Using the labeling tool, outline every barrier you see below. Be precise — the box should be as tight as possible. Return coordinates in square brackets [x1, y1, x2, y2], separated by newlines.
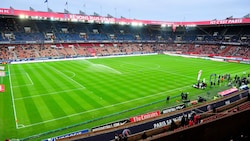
[43, 129, 89, 141]
[20, 96, 166, 140]
[218, 87, 238, 96]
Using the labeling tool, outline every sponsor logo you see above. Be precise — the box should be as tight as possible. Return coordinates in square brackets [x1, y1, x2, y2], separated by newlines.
[130, 110, 161, 123]
[210, 19, 243, 25]
[44, 129, 89, 141]
[161, 104, 185, 114]
[91, 119, 129, 132]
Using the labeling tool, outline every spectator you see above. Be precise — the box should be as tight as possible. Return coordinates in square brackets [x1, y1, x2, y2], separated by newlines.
[170, 119, 177, 130]
[141, 131, 148, 140]
[122, 129, 131, 137]
[114, 133, 119, 141]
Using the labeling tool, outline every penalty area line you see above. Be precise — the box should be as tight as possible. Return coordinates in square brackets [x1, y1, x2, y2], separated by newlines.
[8, 65, 19, 129]
[14, 87, 86, 101]
[11, 72, 34, 88]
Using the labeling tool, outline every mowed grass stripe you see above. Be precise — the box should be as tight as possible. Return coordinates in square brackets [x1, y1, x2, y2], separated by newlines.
[57, 91, 88, 113]
[32, 63, 81, 92]
[49, 62, 117, 109]
[45, 64, 85, 89]
[41, 63, 84, 90]
[19, 65, 70, 124]
[34, 66, 80, 116]
[15, 82, 50, 125]
[11, 65, 43, 126]
[30, 96, 55, 122]
[84, 57, 193, 103]
[15, 56, 248, 126]
[101, 56, 194, 79]
[25, 63, 70, 94]
[64, 62, 127, 104]
[47, 63, 127, 112]
[39, 64, 78, 90]
[103, 58, 195, 87]
[88, 71, 144, 104]
[88, 70, 150, 103]
[15, 85, 44, 125]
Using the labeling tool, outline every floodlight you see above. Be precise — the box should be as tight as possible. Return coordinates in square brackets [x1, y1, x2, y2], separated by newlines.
[161, 24, 166, 27]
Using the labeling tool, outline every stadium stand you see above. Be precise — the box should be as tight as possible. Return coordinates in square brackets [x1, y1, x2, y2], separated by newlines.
[0, 16, 250, 61]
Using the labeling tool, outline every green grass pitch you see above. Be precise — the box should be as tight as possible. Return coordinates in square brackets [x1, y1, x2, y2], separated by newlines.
[0, 54, 249, 140]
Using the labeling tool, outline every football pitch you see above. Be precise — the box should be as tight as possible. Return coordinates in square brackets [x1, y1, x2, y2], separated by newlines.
[0, 54, 249, 140]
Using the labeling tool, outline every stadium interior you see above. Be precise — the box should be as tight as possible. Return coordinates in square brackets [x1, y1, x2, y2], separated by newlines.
[0, 16, 250, 61]
[0, 8, 250, 141]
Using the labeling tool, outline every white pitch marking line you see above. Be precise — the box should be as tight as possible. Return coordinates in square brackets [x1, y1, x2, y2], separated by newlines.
[26, 72, 34, 85]
[14, 88, 86, 101]
[8, 65, 19, 129]
[11, 72, 33, 88]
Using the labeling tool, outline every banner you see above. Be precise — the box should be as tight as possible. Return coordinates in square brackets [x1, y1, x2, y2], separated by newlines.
[130, 110, 161, 123]
[0, 85, 4, 92]
[161, 104, 185, 114]
[0, 66, 4, 70]
[218, 88, 238, 96]
[43, 129, 89, 141]
[91, 119, 130, 132]
[0, 71, 5, 77]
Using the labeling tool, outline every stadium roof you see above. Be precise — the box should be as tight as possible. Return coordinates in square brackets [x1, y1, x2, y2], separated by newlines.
[1, 0, 250, 21]
[1, 8, 250, 27]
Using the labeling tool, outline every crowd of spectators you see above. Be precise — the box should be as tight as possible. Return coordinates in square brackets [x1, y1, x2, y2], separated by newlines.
[0, 43, 249, 61]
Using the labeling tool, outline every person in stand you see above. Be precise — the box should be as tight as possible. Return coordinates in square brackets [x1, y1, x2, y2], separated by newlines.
[194, 114, 198, 124]
[197, 114, 201, 124]
[189, 119, 194, 126]
[122, 129, 131, 140]
[181, 115, 186, 127]
[141, 131, 148, 140]
[170, 119, 177, 131]
[114, 133, 119, 141]
[185, 115, 189, 126]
